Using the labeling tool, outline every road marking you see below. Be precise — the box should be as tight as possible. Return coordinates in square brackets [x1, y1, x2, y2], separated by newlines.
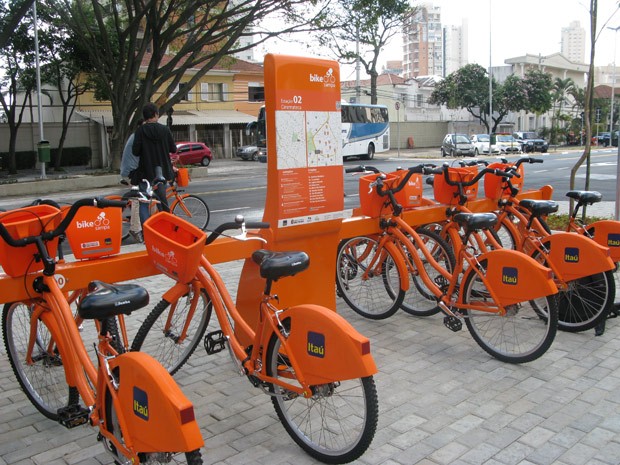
[575, 174, 618, 180]
[211, 206, 252, 213]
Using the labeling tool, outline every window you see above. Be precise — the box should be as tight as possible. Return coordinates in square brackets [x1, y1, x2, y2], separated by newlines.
[248, 83, 264, 102]
[177, 82, 192, 101]
[201, 82, 227, 101]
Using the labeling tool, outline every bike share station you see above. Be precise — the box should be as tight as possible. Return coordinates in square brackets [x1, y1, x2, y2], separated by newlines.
[0, 53, 553, 313]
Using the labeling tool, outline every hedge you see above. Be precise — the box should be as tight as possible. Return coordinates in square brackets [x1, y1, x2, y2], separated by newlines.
[0, 147, 92, 170]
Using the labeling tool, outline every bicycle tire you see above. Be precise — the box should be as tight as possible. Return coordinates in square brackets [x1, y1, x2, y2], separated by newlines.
[172, 194, 210, 231]
[336, 236, 405, 319]
[586, 224, 620, 310]
[531, 246, 615, 332]
[494, 215, 519, 250]
[399, 227, 455, 317]
[3, 301, 77, 420]
[104, 368, 203, 465]
[461, 259, 559, 364]
[266, 319, 378, 464]
[131, 286, 211, 375]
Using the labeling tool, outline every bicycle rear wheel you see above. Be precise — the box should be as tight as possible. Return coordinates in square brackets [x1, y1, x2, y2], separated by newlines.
[530, 247, 615, 332]
[103, 368, 203, 464]
[3, 302, 77, 420]
[336, 236, 405, 319]
[461, 260, 559, 364]
[131, 285, 211, 375]
[266, 320, 378, 464]
[172, 195, 210, 230]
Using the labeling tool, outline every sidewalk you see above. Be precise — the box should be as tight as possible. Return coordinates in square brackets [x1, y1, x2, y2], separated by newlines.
[1, 248, 619, 464]
[1, 155, 620, 464]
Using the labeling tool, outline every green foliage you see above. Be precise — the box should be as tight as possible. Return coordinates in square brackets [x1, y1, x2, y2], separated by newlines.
[430, 64, 554, 132]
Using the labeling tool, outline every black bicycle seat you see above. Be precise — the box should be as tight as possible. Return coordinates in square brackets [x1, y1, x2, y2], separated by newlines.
[78, 281, 149, 320]
[453, 212, 497, 231]
[565, 190, 602, 205]
[252, 250, 310, 281]
[518, 199, 559, 216]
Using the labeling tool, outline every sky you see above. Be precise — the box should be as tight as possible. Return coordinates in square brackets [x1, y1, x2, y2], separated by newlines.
[259, 0, 620, 81]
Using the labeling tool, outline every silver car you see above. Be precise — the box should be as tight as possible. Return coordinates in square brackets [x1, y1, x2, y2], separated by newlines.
[441, 134, 475, 157]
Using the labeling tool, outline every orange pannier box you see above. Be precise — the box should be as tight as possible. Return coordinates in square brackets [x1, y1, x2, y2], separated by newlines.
[64, 206, 123, 260]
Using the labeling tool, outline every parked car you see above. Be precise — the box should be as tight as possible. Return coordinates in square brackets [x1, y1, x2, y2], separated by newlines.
[597, 132, 611, 146]
[469, 134, 499, 155]
[494, 134, 521, 154]
[236, 145, 260, 161]
[441, 134, 475, 157]
[512, 131, 549, 153]
[172, 142, 212, 166]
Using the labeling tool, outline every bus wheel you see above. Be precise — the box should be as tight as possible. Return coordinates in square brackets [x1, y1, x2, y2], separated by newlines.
[364, 143, 375, 160]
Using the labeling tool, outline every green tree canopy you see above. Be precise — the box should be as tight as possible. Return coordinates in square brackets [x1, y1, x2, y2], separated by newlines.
[317, 0, 414, 104]
[429, 64, 553, 133]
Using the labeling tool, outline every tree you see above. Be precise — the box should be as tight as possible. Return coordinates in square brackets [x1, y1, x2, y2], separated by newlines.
[38, 6, 94, 171]
[0, 0, 34, 50]
[550, 77, 575, 144]
[429, 64, 553, 133]
[51, 0, 336, 170]
[0, 5, 36, 174]
[316, 0, 413, 104]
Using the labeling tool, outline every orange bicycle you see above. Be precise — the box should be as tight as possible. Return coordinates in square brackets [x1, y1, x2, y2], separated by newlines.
[0, 198, 204, 464]
[338, 164, 560, 364]
[483, 158, 616, 332]
[131, 212, 379, 463]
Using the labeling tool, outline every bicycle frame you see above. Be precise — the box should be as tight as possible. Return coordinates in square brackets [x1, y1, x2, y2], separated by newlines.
[161, 254, 377, 394]
[386, 215, 556, 312]
[26, 274, 203, 459]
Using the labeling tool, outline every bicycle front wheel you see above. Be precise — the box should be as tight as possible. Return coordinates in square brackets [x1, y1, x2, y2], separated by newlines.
[266, 321, 378, 464]
[461, 260, 559, 364]
[400, 227, 455, 317]
[131, 285, 211, 375]
[336, 236, 405, 319]
[3, 302, 77, 420]
[172, 195, 210, 230]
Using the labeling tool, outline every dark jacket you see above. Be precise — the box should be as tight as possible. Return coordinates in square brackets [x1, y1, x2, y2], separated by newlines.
[132, 122, 177, 181]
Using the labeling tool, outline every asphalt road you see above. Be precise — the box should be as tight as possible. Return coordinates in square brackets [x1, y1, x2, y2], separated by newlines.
[1, 147, 618, 231]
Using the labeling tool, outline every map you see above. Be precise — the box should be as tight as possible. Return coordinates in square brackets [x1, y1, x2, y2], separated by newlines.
[275, 110, 341, 169]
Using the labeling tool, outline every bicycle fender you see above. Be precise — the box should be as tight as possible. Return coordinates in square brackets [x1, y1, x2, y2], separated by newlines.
[463, 249, 557, 307]
[586, 220, 620, 262]
[383, 240, 410, 291]
[108, 352, 204, 452]
[542, 232, 615, 281]
[280, 304, 377, 385]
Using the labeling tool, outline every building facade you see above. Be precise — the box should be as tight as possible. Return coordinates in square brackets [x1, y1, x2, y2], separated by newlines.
[561, 20, 586, 64]
[402, 3, 443, 78]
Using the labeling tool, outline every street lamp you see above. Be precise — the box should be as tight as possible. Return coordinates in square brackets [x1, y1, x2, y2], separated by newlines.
[610, 25, 620, 220]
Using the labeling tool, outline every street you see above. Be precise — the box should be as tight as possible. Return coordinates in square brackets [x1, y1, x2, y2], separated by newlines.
[0, 147, 618, 230]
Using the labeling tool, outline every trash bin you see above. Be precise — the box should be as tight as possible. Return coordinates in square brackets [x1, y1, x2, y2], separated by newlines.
[37, 140, 50, 163]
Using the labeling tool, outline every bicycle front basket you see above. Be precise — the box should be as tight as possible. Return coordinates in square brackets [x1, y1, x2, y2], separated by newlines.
[0, 205, 61, 277]
[64, 206, 122, 260]
[484, 162, 524, 201]
[391, 170, 424, 209]
[433, 166, 478, 205]
[176, 167, 190, 187]
[358, 172, 398, 217]
[143, 212, 206, 283]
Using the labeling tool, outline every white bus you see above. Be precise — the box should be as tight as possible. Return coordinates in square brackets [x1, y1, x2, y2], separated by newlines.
[341, 102, 390, 160]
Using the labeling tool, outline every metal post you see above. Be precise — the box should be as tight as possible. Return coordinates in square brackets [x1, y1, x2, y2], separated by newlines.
[33, 0, 46, 179]
[610, 26, 620, 220]
[488, 0, 493, 154]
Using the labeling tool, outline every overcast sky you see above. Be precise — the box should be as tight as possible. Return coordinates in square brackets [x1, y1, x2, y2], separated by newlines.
[260, 0, 620, 80]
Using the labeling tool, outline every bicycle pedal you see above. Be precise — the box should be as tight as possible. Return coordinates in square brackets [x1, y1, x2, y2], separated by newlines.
[443, 315, 462, 332]
[204, 330, 226, 355]
[57, 404, 90, 428]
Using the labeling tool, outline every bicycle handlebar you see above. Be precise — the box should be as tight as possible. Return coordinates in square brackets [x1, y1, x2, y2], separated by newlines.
[0, 197, 127, 249]
[435, 165, 515, 188]
[206, 216, 270, 245]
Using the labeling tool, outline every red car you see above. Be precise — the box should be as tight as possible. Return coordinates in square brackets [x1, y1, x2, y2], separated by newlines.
[171, 142, 213, 166]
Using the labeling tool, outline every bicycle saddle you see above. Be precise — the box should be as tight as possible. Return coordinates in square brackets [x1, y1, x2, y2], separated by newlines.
[453, 212, 497, 231]
[251, 250, 310, 281]
[565, 190, 602, 205]
[518, 199, 559, 216]
[78, 281, 149, 320]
